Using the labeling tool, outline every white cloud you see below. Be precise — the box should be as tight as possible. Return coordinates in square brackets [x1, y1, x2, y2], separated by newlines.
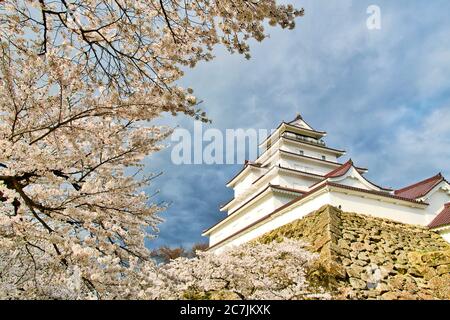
[391, 106, 450, 170]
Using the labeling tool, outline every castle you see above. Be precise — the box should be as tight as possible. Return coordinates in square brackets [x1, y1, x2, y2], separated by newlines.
[203, 115, 450, 252]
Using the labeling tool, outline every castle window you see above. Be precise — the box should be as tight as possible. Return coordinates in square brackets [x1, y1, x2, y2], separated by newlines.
[299, 150, 304, 155]
[322, 155, 326, 161]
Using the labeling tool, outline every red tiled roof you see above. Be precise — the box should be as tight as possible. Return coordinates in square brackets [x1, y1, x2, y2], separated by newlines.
[326, 160, 393, 191]
[325, 159, 353, 178]
[428, 203, 450, 229]
[325, 182, 422, 204]
[394, 173, 444, 199]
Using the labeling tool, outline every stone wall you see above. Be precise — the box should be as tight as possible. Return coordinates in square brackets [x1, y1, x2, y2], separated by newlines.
[258, 205, 450, 300]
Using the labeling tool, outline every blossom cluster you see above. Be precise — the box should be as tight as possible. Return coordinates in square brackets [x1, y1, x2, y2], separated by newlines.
[0, 0, 303, 298]
[0, 238, 329, 300]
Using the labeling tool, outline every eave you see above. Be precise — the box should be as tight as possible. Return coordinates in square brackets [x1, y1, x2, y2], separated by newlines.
[281, 136, 346, 157]
[222, 165, 320, 211]
[259, 123, 327, 148]
[203, 185, 304, 236]
[225, 163, 265, 188]
[256, 149, 366, 179]
[278, 149, 367, 173]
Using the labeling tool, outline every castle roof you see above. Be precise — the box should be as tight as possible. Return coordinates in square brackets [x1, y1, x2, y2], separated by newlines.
[288, 113, 315, 130]
[428, 203, 450, 229]
[325, 159, 354, 178]
[394, 173, 445, 199]
[314, 159, 392, 191]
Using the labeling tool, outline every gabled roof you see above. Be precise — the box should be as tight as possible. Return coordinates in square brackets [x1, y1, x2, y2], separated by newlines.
[320, 159, 392, 191]
[394, 173, 445, 199]
[288, 114, 315, 131]
[282, 122, 327, 136]
[325, 159, 354, 178]
[428, 203, 450, 229]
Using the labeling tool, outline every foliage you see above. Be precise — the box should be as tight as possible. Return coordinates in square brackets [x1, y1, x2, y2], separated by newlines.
[1, 0, 303, 119]
[0, 237, 329, 300]
[0, 0, 303, 298]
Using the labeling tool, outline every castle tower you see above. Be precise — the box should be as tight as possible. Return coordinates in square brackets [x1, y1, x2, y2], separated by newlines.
[203, 114, 450, 252]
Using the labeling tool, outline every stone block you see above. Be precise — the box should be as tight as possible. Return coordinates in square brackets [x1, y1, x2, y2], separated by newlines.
[349, 278, 367, 290]
[381, 292, 398, 300]
[436, 264, 450, 275]
[346, 265, 365, 279]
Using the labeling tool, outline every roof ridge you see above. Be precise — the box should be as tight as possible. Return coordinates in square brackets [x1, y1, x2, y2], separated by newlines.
[282, 122, 327, 134]
[291, 113, 303, 121]
[325, 159, 353, 178]
[394, 173, 443, 195]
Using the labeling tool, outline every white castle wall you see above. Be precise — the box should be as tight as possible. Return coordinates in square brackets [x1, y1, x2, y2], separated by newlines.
[213, 191, 331, 253]
[423, 188, 450, 225]
[279, 157, 332, 176]
[441, 229, 450, 243]
[277, 174, 318, 191]
[209, 192, 296, 247]
[328, 191, 427, 226]
[281, 139, 339, 162]
[233, 170, 262, 197]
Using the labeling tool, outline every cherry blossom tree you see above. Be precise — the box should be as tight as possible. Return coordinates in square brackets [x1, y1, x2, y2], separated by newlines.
[1, 0, 303, 108]
[0, 238, 329, 299]
[153, 239, 330, 300]
[0, 50, 170, 298]
[0, 0, 304, 298]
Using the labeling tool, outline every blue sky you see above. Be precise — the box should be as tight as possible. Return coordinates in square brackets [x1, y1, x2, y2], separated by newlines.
[144, 0, 450, 249]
